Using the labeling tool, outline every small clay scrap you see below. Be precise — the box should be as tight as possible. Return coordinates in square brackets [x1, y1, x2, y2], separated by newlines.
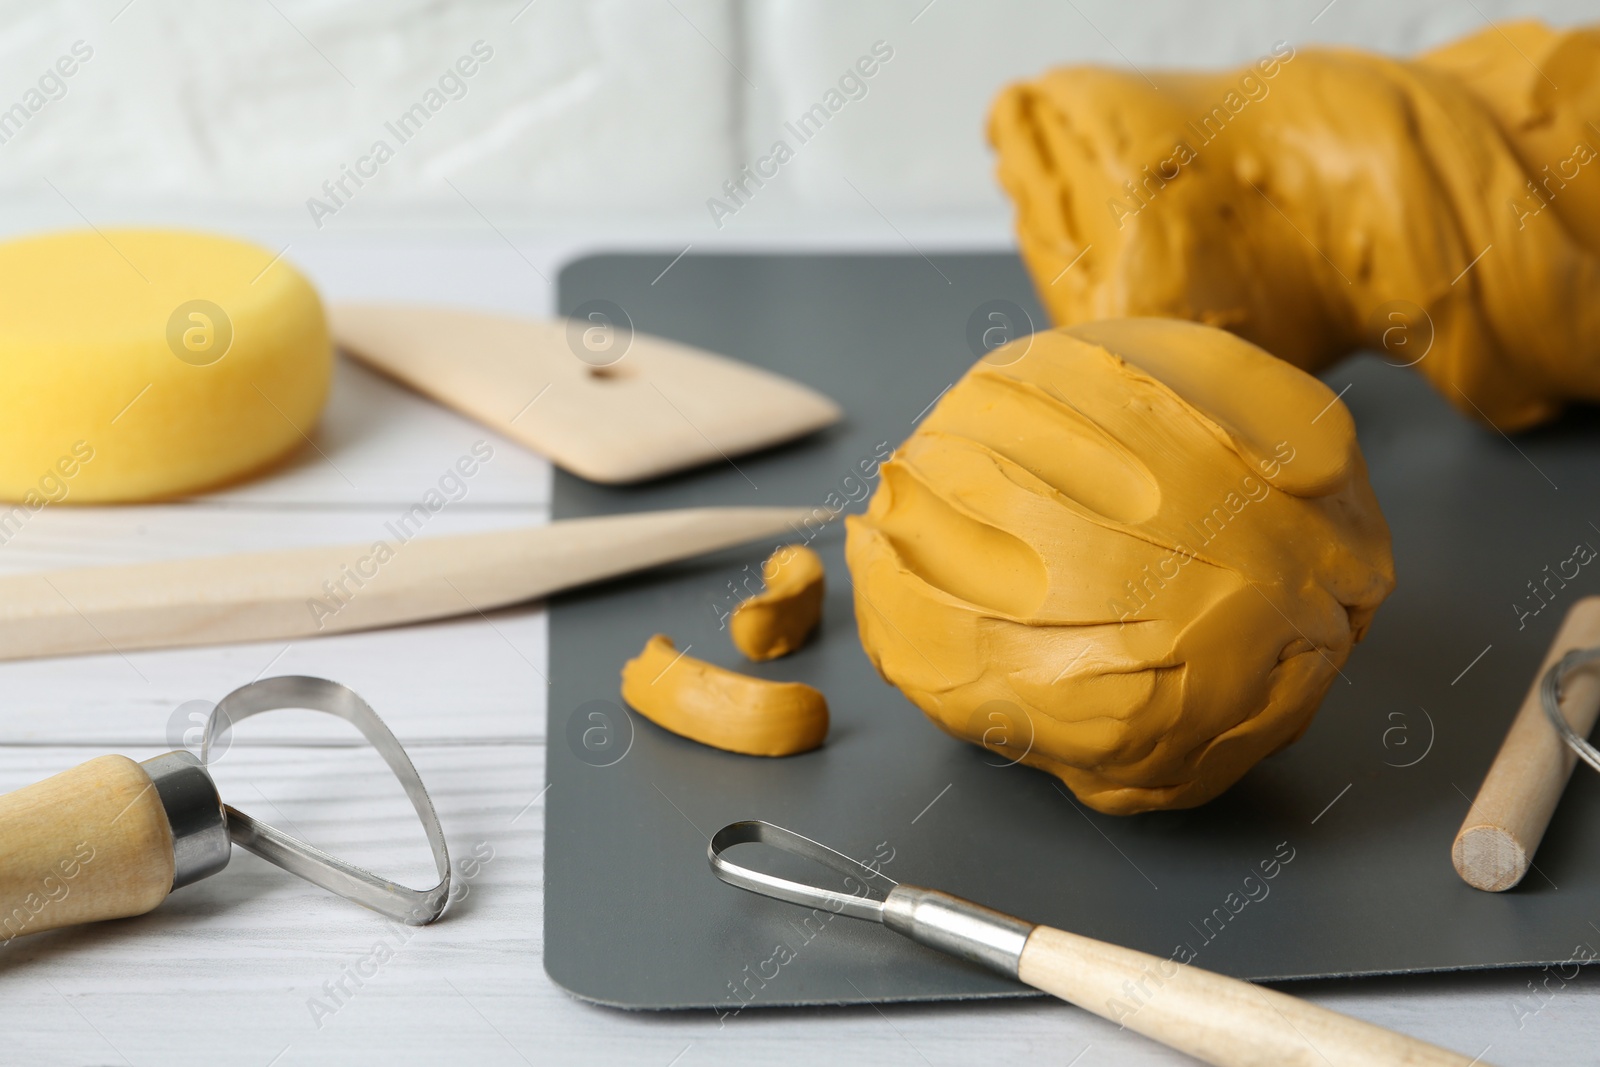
[620, 634, 828, 757]
[730, 545, 825, 661]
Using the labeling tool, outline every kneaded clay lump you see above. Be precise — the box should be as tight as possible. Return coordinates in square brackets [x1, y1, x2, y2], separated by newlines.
[989, 21, 1600, 432]
[845, 319, 1395, 814]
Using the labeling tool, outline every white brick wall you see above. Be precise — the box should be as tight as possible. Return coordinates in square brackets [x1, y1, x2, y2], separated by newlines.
[0, 0, 1591, 234]
[0, 0, 739, 227]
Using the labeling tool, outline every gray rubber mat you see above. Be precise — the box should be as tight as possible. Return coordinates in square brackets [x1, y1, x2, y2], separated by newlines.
[544, 252, 1600, 1011]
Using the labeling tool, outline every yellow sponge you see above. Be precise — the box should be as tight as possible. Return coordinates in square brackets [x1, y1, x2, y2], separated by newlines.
[0, 229, 332, 504]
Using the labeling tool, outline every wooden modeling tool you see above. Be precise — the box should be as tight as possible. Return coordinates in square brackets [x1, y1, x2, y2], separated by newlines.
[712, 821, 1485, 1067]
[0, 506, 825, 661]
[330, 303, 843, 484]
[1454, 596, 1600, 891]
[0, 676, 449, 942]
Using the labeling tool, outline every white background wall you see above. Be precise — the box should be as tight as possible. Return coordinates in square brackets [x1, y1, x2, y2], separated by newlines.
[0, 0, 1592, 242]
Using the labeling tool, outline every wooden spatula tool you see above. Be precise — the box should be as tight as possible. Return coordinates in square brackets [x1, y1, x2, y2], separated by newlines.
[0, 675, 452, 943]
[330, 303, 843, 484]
[0, 505, 823, 661]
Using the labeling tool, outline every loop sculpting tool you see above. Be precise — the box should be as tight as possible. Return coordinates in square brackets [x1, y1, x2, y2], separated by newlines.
[0, 676, 450, 944]
[710, 820, 1484, 1067]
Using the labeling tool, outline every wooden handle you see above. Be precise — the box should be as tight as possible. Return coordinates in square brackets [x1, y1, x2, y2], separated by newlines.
[0, 506, 823, 662]
[1019, 925, 1483, 1066]
[1453, 596, 1600, 891]
[0, 756, 174, 942]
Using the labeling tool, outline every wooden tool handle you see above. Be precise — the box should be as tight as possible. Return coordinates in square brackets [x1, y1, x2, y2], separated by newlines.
[1453, 596, 1600, 891]
[1019, 925, 1483, 1066]
[0, 756, 174, 942]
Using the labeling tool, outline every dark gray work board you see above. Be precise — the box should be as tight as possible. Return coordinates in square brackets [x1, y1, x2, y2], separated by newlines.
[544, 252, 1600, 1011]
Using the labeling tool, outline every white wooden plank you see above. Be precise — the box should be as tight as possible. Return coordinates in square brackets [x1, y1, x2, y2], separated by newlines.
[0, 500, 548, 574]
[195, 356, 555, 508]
[0, 609, 548, 747]
[0, 743, 544, 1067]
[0, 743, 1577, 1067]
[292, 238, 563, 318]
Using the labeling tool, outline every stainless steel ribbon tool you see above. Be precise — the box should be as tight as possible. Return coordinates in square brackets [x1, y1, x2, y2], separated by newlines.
[0, 676, 450, 944]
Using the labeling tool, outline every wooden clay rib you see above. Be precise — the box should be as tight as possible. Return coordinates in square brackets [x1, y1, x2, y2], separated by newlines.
[330, 303, 843, 484]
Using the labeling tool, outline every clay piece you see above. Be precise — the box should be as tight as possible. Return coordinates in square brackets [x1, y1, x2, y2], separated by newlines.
[989, 21, 1600, 431]
[846, 319, 1394, 814]
[730, 545, 826, 661]
[621, 635, 829, 757]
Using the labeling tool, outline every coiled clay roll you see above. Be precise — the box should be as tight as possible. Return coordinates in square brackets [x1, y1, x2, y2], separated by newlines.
[989, 21, 1600, 432]
[845, 319, 1394, 814]
[0, 229, 331, 503]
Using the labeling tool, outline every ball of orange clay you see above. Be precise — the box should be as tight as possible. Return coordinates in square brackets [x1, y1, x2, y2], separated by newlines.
[845, 319, 1395, 814]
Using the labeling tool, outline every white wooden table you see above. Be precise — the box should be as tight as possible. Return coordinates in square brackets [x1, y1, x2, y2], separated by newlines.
[1, 234, 1589, 1066]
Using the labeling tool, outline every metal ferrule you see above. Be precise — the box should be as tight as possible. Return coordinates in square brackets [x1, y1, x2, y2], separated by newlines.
[882, 886, 1035, 978]
[140, 751, 231, 890]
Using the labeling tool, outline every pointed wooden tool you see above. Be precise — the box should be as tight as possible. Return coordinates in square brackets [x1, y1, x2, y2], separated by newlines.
[0, 506, 827, 661]
[329, 303, 843, 484]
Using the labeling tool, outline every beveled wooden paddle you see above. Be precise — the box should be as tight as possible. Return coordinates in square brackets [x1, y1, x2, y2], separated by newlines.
[330, 303, 843, 484]
[0, 506, 825, 661]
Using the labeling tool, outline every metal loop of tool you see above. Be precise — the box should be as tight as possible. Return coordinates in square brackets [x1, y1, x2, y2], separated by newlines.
[708, 820, 896, 922]
[204, 676, 452, 925]
[1541, 646, 1600, 776]
[708, 820, 1036, 978]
